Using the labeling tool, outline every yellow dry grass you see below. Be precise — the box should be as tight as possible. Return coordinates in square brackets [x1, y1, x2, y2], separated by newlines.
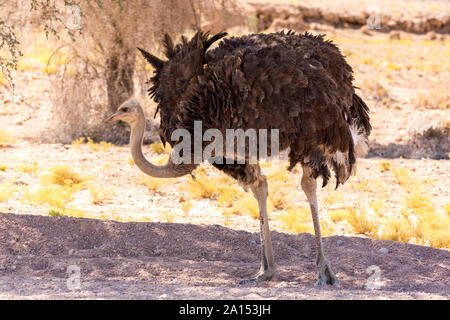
[379, 161, 392, 172]
[23, 185, 75, 209]
[414, 89, 450, 110]
[16, 43, 70, 75]
[268, 186, 291, 210]
[369, 199, 387, 217]
[265, 161, 294, 211]
[150, 142, 171, 154]
[445, 203, 450, 217]
[324, 191, 345, 206]
[175, 159, 450, 248]
[153, 155, 170, 165]
[162, 210, 175, 223]
[341, 165, 450, 248]
[47, 206, 86, 218]
[346, 206, 380, 236]
[17, 161, 39, 174]
[350, 179, 387, 194]
[139, 174, 166, 191]
[40, 164, 90, 189]
[181, 200, 193, 215]
[378, 217, 423, 244]
[88, 184, 116, 205]
[0, 130, 17, 147]
[0, 183, 18, 202]
[0, 72, 7, 87]
[19, 164, 93, 217]
[329, 208, 352, 223]
[223, 193, 260, 219]
[180, 166, 239, 201]
[279, 206, 313, 234]
[72, 137, 113, 151]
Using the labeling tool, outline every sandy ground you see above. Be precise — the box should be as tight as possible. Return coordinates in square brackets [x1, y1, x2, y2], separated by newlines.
[1, 0, 449, 300]
[0, 212, 449, 299]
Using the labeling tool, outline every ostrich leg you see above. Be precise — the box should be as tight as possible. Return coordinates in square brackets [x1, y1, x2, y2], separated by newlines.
[301, 165, 338, 286]
[240, 166, 275, 284]
[212, 161, 275, 283]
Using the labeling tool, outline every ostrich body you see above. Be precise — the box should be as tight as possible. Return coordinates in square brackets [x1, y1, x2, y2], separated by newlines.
[106, 31, 371, 285]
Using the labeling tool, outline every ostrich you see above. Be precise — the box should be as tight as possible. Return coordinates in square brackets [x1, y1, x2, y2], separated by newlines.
[106, 31, 371, 285]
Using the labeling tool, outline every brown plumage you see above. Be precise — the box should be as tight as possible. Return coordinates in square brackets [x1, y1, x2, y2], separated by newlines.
[132, 30, 372, 285]
[139, 31, 370, 188]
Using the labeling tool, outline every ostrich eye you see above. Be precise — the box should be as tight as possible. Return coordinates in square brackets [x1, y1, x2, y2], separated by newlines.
[121, 107, 129, 113]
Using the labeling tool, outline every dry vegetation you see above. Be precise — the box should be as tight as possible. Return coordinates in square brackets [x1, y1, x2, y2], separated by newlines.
[0, 129, 16, 146]
[1, 139, 448, 249]
[0, 1, 449, 258]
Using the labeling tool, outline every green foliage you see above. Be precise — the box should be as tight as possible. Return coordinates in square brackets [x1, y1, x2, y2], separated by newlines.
[0, 20, 22, 89]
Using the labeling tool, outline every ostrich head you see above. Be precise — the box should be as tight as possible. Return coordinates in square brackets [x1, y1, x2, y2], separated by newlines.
[105, 99, 196, 178]
[105, 99, 143, 125]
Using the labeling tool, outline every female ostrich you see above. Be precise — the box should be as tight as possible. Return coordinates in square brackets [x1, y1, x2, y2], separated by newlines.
[106, 31, 371, 286]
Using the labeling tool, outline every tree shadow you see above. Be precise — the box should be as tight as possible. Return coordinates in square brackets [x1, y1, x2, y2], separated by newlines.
[0, 212, 449, 296]
[367, 135, 449, 160]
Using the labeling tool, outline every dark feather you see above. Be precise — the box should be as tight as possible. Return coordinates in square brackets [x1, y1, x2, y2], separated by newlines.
[137, 47, 164, 70]
[162, 34, 175, 58]
[203, 31, 228, 53]
[141, 31, 371, 188]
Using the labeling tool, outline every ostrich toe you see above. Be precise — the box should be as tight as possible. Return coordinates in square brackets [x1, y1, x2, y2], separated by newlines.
[239, 268, 275, 285]
[315, 257, 339, 286]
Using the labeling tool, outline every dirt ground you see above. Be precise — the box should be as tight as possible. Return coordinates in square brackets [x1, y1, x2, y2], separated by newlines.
[0, 212, 449, 299]
[1, 0, 449, 300]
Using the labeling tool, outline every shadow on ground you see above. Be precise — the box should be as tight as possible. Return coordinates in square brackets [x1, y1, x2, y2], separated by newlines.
[0, 212, 448, 299]
[368, 134, 449, 160]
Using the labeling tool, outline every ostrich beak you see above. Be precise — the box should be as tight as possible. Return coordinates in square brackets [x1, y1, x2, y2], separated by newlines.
[105, 113, 125, 124]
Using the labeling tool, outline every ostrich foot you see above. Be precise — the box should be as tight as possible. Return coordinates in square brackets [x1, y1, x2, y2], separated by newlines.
[239, 268, 275, 285]
[315, 257, 339, 286]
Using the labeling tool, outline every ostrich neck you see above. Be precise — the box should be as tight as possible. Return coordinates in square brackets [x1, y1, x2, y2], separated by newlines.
[129, 115, 195, 178]
[129, 115, 147, 169]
